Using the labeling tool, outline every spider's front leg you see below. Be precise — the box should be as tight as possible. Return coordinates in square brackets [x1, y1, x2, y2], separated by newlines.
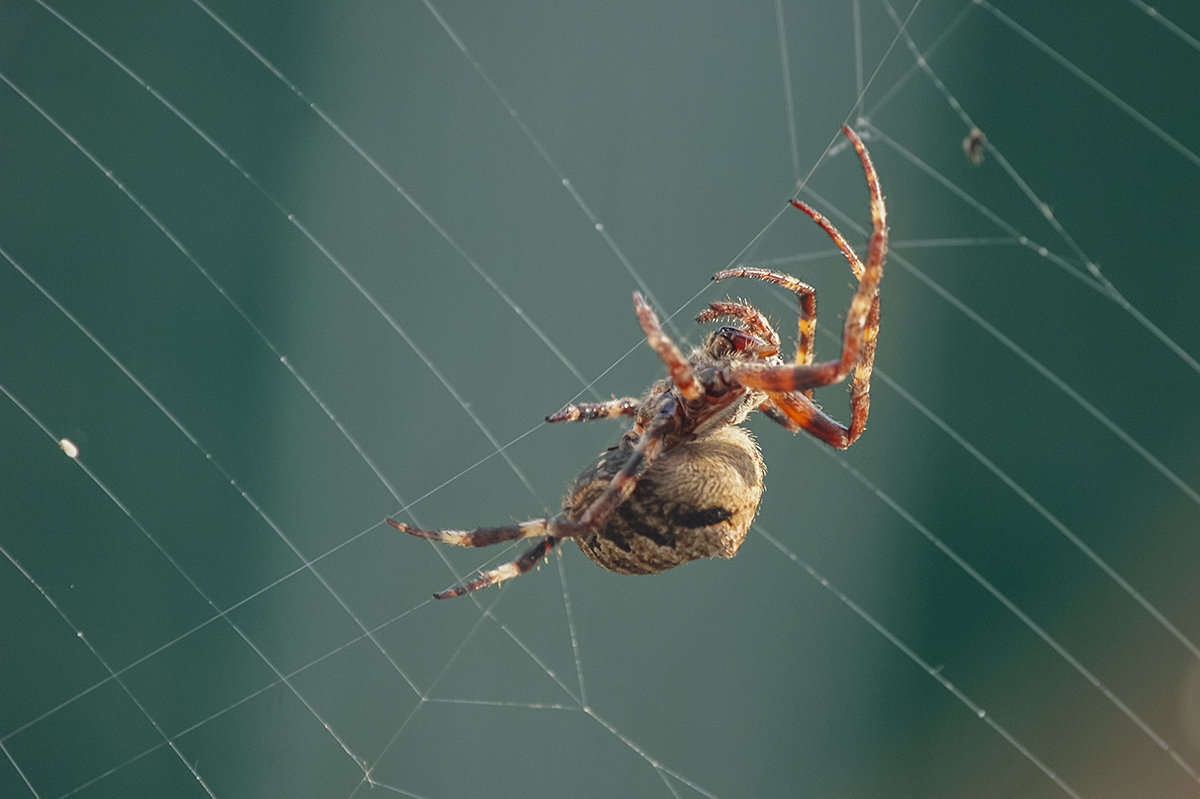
[731, 125, 887, 449]
[633, 292, 703, 400]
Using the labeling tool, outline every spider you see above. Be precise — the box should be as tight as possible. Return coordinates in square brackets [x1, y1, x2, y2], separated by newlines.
[390, 125, 886, 599]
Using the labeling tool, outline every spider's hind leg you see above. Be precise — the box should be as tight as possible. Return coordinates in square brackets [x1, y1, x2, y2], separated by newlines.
[388, 515, 578, 548]
[546, 397, 639, 423]
[389, 516, 581, 599]
[393, 398, 677, 598]
[434, 538, 561, 600]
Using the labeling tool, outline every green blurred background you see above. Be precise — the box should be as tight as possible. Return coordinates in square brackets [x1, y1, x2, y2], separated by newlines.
[3, 1, 1199, 796]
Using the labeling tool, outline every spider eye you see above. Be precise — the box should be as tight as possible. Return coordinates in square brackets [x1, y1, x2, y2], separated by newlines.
[712, 326, 777, 358]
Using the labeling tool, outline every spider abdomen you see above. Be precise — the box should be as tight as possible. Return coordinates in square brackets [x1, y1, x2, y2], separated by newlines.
[566, 426, 765, 575]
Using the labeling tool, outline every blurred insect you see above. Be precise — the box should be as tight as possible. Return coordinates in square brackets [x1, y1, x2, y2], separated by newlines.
[963, 126, 987, 165]
[391, 126, 887, 598]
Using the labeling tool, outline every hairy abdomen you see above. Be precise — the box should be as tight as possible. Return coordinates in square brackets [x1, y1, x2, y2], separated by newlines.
[565, 426, 765, 574]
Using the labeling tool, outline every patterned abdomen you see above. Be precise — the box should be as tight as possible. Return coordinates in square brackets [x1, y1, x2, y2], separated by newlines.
[566, 426, 765, 574]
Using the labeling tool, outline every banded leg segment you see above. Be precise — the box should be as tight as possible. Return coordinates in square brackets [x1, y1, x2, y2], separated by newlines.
[843, 293, 880, 445]
[836, 124, 887, 382]
[733, 125, 886, 449]
[435, 538, 560, 600]
[390, 514, 585, 599]
[789, 200, 865, 281]
[757, 396, 802, 432]
[391, 398, 680, 597]
[389, 516, 584, 548]
[633, 292, 702, 400]
[546, 397, 639, 423]
[762, 388, 865, 449]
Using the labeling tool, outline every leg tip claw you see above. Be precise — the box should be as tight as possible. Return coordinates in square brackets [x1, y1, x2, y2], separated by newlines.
[388, 518, 437, 541]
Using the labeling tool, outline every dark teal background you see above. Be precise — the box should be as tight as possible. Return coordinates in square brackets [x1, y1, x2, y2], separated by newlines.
[3, 1, 1199, 797]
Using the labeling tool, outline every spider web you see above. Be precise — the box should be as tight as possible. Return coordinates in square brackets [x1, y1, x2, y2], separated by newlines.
[3, 0, 1199, 796]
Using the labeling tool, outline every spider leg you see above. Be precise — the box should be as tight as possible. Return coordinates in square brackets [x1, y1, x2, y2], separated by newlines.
[546, 397, 639, 423]
[388, 516, 576, 548]
[789, 201, 864, 281]
[760, 386, 870, 448]
[836, 123, 886, 382]
[390, 514, 585, 599]
[731, 126, 886, 448]
[573, 400, 672, 526]
[633, 292, 703, 400]
[431, 538, 560, 600]
[844, 293, 880, 443]
[392, 399, 679, 597]
[757, 395, 802, 432]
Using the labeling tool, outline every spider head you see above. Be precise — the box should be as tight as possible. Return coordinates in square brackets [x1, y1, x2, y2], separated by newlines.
[696, 299, 782, 363]
[706, 325, 778, 360]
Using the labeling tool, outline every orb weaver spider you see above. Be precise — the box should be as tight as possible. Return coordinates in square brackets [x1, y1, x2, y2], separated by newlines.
[391, 125, 886, 598]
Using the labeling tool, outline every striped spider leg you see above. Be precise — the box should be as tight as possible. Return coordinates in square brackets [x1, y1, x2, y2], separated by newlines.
[391, 295, 701, 599]
[389, 402, 673, 598]
[727, 125, 886, 449]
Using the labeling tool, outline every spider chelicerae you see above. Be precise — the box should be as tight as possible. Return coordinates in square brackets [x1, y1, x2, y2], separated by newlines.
[390, 125, 887, 599]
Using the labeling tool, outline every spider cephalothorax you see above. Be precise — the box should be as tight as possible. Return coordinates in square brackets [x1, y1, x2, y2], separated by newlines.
[390, 126, 886, 598]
